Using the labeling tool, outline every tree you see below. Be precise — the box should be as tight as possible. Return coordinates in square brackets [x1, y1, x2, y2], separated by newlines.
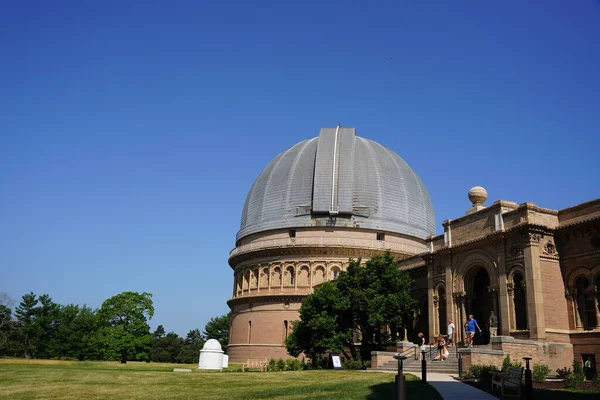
[50, 305, 98, 360]
[0, 293, 14, 353]
[151, 331, 183, 363]
[286, 252, 417, 362]
[203, 314, 230, 352]
[93, 292, 154, 363]
[14, 293, 59, 358]
[176, 329, 205, 364]
[285, 281, 352, 365]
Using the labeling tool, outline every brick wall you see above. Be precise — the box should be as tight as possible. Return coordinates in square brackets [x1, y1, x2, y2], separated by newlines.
[540, 258, 570, 334]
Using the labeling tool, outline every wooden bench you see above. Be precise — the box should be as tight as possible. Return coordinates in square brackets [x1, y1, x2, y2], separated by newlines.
[242, 359, 268, 372]
[491, 366, 523, 397]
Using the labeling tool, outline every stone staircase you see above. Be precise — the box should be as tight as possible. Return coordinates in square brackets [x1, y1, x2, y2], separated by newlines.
[376, 345, 463, 374]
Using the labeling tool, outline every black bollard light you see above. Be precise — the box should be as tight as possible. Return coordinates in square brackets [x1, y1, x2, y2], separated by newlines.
[394, 354, 407, 400]
[421, 350, 427, 383]
[523, 357, 533, 400]
[458, 352, 463, 376]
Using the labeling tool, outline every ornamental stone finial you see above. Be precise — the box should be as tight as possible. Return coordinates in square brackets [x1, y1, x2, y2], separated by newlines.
[466, 186, 488, 215]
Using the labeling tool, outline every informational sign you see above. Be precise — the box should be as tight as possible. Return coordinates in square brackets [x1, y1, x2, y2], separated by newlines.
[329, 353, 343, 370]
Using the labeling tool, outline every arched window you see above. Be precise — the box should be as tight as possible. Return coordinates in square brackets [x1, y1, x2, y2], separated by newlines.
[298, 266, 309, 286]
[331, 267, 340, 280]
[513, 273, 528, 330]
[576, 277, 597, 330]
[314, 266, 325, 285]
[272, 267, 282, 286]
[284, 320, 289, 340]
[248, 321, 252, 343]
[287, 267, 295, 285]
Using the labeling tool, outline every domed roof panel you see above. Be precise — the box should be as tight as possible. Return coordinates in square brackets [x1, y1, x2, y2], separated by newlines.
[237, 128, 435, 241]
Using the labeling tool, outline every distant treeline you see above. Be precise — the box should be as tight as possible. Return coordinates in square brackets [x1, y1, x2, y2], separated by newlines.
[0, 291, 229, 364]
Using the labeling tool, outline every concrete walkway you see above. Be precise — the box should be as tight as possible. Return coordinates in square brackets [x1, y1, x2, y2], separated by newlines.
[367, 370, 497, 400]
[423, 373, 497, 400]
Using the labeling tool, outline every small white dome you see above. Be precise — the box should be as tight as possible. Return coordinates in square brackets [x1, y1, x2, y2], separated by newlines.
[202, 339, 223, 351]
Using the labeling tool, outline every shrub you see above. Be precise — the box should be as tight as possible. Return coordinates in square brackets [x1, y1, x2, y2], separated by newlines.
[556, 367, 572, 380]
[267, 359, 277, 372]
[290, 359, 301, 371]
[572, 360, 585, 382]
[363, 360, 371, 369]
[468, 364, 499, 381]
[502, 355, 512, 373]
[286, 359, 294, 371]
[276, 358, 286, 371]
[300, 357, 307, 370]
[564, 374, 580, 389]
[342, 359, 363, 370]
[592, 375, 600, 385]
[532, 364, 550, 383]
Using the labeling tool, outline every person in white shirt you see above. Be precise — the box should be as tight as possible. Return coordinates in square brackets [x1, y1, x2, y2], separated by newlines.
[447, 320, 456, 346]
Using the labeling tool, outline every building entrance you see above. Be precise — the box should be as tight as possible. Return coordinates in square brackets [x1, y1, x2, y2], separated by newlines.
[467, 267, 493, 345]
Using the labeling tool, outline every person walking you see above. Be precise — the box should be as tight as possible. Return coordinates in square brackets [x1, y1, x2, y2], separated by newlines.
[466, 314, 481, 347]
[489, 311, 498, 337]
[447, 320, 455, 346]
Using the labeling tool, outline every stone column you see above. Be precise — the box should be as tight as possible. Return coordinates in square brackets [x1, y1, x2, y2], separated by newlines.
[427, 264, 435, 343]
[593, 289, 600, 329]
[496, 242, 511, 335]
[433, 296, 439, 336]
[268, 265, 272, 293]
[309, 262, 314, 289]
[445, 262, 454, 335]
[507, 284, 515, 331]
[257, 265, 261, 294]
[565, 287, 581, 329]
[523, 232, 546, 340]
[294, 262, 298, 294]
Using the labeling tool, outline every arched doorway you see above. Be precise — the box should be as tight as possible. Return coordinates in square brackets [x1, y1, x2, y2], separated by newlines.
[466, 267, 493, 345]
[513, 272, 528, 330]
[437, 287, 447, 335]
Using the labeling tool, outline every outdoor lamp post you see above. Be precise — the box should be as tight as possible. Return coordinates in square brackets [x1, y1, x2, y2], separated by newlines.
[421, 350, 427, 383]
[523, 357, 533, 400]
[394, 354, 407, 400]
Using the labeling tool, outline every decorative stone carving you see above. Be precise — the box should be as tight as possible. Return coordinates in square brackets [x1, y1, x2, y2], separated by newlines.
[510, 243, 522, 258]
[487, 285, 499, 293]
[528, 233, 542, 244]
[436, 264, 445, 275]
[433, 295, 439, 307]
[543, 240, 558, 256]
[506, 283, 515, 295]
[564, 286, 576, 300]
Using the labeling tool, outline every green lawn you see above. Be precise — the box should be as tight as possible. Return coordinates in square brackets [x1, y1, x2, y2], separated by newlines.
[0, 359, 441, 400]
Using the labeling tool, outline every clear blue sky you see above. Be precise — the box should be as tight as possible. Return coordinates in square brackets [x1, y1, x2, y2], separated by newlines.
[1, 1, 599, 336]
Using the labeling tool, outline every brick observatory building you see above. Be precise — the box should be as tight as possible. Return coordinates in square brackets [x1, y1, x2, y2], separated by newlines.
[226, 126, 600, 372]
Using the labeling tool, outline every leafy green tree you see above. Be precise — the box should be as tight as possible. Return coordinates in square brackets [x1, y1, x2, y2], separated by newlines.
[93, 291, 154, 363]
[14, 293, 60, 358]
[286, 252, 417, 362]
[176, 329, 205, 364]
[203, 314, 230, 351]
[151, 331, 184, 363]
[0, 293, 13, 353]
[50, 305, 98, 360]
[153, 325, 166, 340]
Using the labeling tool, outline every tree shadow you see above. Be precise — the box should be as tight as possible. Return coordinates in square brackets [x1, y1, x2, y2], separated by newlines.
[367, 379, 442, 400]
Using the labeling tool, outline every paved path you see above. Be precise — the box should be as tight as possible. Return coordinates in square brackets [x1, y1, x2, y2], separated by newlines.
[423, 373, 497, 400]
[367, 370, 496, 400]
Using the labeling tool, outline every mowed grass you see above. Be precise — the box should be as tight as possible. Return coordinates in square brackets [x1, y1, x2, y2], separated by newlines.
[0, 358, 441, 400]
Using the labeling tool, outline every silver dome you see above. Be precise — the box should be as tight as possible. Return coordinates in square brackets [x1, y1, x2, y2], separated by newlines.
[237, 127, 435, 241]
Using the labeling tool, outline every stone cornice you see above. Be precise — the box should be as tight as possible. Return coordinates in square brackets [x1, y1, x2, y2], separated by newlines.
[227, 294, 305, 307]
[229, 244, 413, 268]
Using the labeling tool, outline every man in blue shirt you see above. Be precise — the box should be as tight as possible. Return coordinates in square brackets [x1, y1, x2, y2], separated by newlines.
[466, 314, 481, 347]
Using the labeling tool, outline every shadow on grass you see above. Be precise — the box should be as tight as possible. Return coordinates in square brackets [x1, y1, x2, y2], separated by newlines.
[367, 379, 443, 400]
